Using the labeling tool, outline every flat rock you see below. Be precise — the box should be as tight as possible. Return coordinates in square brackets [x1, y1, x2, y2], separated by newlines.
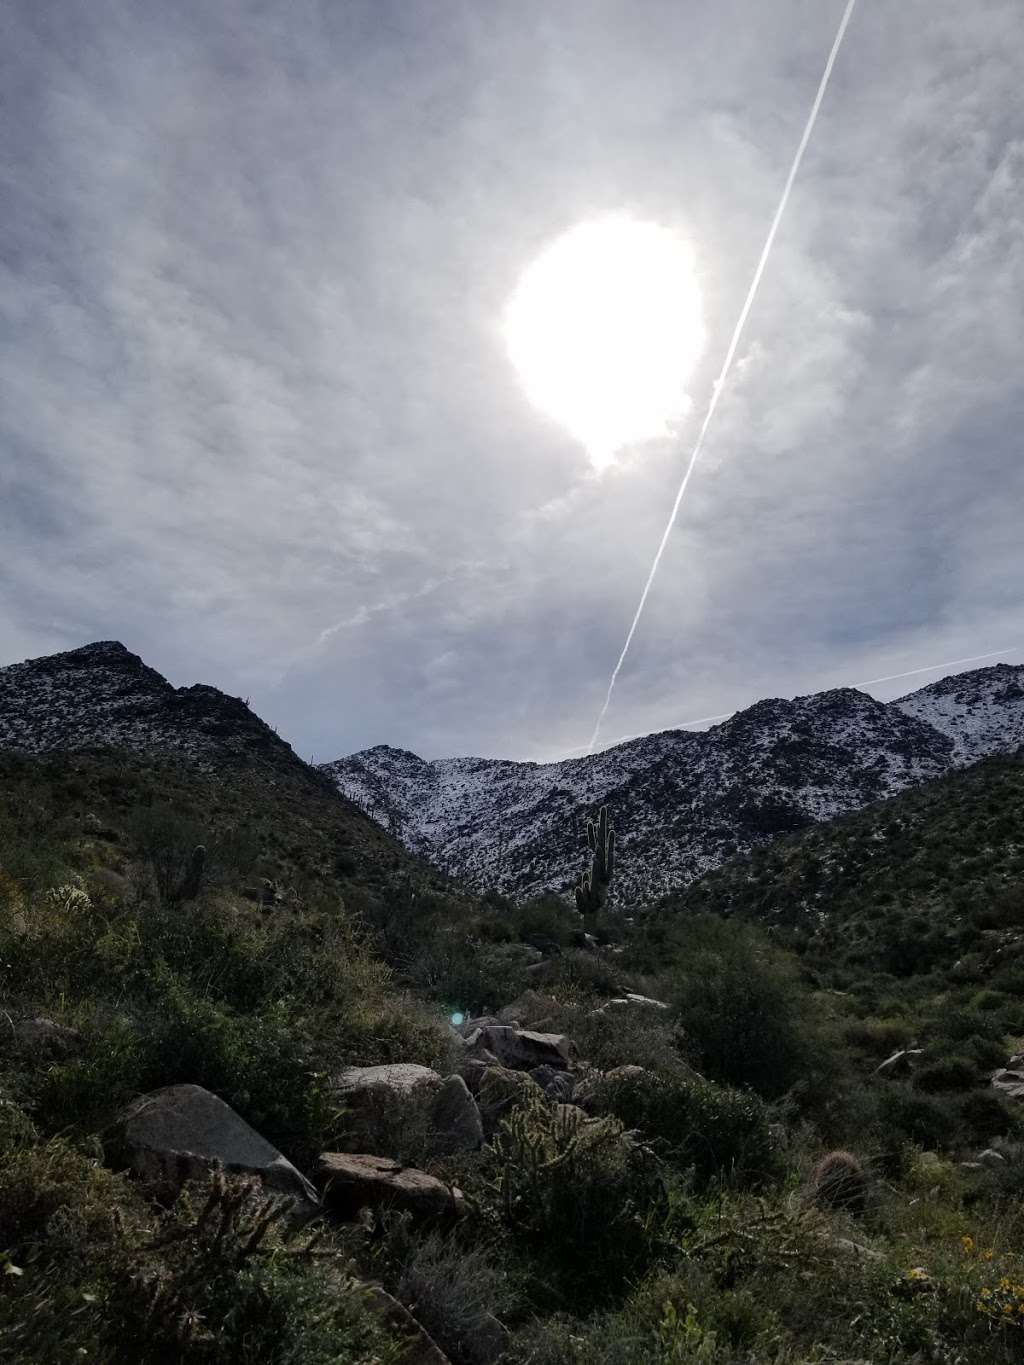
[601, 994, 670, 1012]
[106, 1084, 318, 1206]
[335, 1064, 440, 1095]
[316, 1153, 466, 1222]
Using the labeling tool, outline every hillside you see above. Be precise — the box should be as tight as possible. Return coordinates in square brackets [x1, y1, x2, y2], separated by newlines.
[5, 655, 1024, 1363]
[665, 750, 1024, 988]
[322, 664, 1024, 905]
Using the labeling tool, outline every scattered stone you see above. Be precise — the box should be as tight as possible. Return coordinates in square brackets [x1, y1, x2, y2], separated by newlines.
[316, 1153, 466, 1222]
[874, 1048, 924, 1077]
[107, 1084, 318, 1206]
[827, 1236, 883, 1262]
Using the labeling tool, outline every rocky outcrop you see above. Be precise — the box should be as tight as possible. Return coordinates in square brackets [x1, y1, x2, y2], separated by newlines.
[105, 1084, 318, 1207]
[315, 1153, 466, 1222]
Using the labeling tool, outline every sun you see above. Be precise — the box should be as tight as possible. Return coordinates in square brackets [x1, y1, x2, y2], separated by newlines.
[503, 215, 705, 469]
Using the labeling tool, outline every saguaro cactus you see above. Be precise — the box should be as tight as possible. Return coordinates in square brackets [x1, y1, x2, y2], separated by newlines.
[574, 806, 615, 915]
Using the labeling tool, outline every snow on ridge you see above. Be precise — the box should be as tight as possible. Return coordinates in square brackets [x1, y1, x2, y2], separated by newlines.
[322, 666, 1024, 906]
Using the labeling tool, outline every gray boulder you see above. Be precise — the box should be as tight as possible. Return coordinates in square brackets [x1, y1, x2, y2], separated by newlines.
[316, 1153, 466, 1222]
[992, 1056, 1024, 1101]
[530, 1065, 575, 1101]
[333, 1063, 482, 1154]
[106, 1084, 317, 1206]
[477, 1025, 573, 1071]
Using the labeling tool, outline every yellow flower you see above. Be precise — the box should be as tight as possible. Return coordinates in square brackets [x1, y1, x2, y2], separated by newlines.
[961, 1235, 975, 1255]
[983, 1248, 995, 1261]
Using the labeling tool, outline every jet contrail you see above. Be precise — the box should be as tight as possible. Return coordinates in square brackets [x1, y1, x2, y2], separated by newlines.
[587, 0, 859, 754]
[578, 645, 1021, 753]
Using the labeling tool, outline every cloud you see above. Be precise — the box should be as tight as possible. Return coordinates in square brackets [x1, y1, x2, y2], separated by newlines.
[1, 0, 1021, 761]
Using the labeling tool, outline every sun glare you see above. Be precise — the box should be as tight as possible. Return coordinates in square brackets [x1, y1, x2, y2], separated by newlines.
[503, 215, 705, 469]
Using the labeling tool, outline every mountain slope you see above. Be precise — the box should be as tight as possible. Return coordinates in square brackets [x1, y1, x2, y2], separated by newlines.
[322, 665, 1024, 906]
[0, 641, 434, 889]
[663, 750, 1024, 986]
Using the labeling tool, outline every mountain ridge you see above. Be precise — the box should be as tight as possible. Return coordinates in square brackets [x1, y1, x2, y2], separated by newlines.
[321, 665, 1024, 905]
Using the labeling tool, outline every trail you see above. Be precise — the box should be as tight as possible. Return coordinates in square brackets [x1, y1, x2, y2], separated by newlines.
[587, 0, 859, 753]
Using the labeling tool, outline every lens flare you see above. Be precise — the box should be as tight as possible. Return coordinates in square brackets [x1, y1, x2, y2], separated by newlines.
[504, 215, 705, 469]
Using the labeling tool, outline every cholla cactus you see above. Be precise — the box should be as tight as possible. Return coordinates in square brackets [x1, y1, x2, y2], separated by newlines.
[574, 806, 615, 916]
[811, 1150, 867, 1215]
[45, 882, 92, 915]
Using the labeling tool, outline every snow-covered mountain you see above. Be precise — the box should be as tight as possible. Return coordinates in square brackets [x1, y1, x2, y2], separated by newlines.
[321, 665, 1024, 906]
[0, 641, 303, 777]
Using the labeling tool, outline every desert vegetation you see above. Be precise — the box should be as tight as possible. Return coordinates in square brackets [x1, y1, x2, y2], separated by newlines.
[3, 748, 1024, 1361]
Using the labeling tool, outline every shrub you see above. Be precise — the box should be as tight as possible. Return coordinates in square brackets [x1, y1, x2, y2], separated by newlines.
[483, 1094, 667, 1307]
[913, 1055, 979, 1093]
[671, 931, 841, 1105]
[588, 1068, 779, 1187]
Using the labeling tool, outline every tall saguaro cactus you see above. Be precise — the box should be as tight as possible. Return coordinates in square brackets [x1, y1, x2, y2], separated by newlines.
[574, 805, 615, 915]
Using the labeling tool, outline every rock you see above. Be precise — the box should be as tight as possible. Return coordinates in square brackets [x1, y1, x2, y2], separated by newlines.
[874, 1048, 924, 1077]
[602, 994, 670, 1012]
[333, 1064, 482, 1155]
[4, 1016, 83, 1060]
[992, 1057, 1024, 1101]
[497, 991, 560, 1027]
[364, 1286, 453, 1364]
[107, 1084, 318, 1206]
[573, 1064, 649, 1112]
[476, 1066, 545, 1135]
[316, 1153, 466, 1222]
[431, 1075, 483, 1153]
[977, 1148, 1006, 1166]
[827, 1236, 883, 1262]
[478, 1026, 574, 1071]
[529, 1065, 575, 1101]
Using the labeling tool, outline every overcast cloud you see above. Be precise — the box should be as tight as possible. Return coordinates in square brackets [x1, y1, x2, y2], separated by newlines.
[1, 0, 1021, 761]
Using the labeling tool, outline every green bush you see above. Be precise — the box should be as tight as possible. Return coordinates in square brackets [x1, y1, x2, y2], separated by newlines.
[668, 917, 838, 1102]
[482, 1094, 668, 1308]
[913, 1055, 980, 1093]
[587, 1068, 780, 1187]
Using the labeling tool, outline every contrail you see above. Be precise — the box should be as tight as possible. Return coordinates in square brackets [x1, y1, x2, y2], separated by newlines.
[587, 0, 859, 754]
[578, 645, 1021, 754]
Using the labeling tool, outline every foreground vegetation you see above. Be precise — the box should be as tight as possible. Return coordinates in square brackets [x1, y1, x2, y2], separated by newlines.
[3, 748, 1024, 1362]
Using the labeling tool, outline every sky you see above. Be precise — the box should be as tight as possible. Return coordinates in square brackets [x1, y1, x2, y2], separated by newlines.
[1, 0, 1022, 763]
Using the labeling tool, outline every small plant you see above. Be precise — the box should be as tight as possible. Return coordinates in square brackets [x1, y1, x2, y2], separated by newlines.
[810, 1150, 867, 1215]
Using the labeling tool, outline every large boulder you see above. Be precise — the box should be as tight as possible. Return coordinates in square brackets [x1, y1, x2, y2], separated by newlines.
[992, 1056, 1024, 1102]
[476, 1026, 574, 1071]
[316, 1153, 466, 1222]
[333, 1064, 482, 1155]
[106, 1084, 318, 1206]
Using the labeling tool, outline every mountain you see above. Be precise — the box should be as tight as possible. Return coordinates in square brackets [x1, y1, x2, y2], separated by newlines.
[0, 641, 303, 776]
[321, 664, 1024, 906]
[0, 640, 426, 885]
